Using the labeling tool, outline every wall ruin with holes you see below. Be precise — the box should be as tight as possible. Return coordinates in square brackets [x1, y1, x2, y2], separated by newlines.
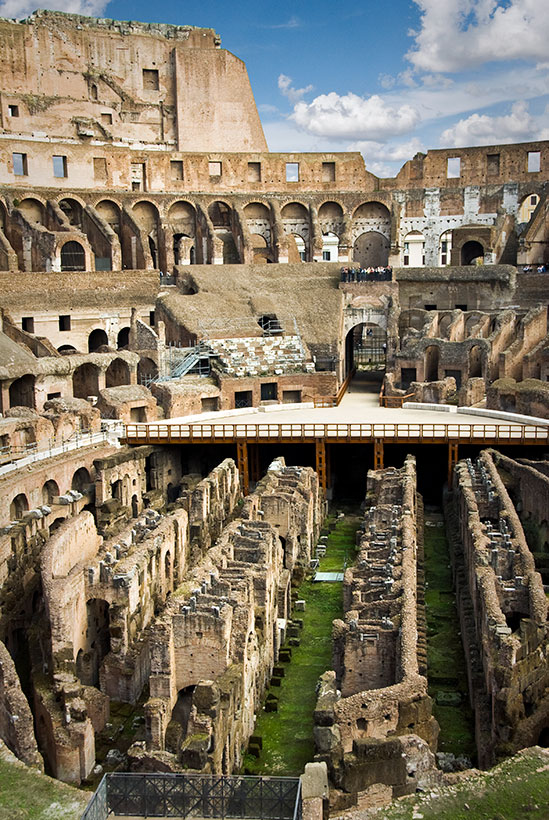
[451, 451, 549, 766]
[313, 457, 439, 811]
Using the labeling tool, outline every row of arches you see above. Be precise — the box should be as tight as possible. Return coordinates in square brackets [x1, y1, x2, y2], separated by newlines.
[9, 467, 91, 519]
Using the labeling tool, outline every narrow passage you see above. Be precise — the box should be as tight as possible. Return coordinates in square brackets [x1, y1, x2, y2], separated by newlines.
[424, 505, 476, 762]
[242, 509, 360, 776]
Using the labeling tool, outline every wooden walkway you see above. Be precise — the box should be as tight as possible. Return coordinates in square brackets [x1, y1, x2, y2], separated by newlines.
[122, 421, 549, 494]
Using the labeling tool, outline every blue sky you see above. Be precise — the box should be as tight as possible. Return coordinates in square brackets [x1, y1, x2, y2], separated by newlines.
[2, 0, 548, 175]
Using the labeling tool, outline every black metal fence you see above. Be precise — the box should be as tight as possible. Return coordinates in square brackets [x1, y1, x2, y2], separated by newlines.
[82, 774, 302, 820]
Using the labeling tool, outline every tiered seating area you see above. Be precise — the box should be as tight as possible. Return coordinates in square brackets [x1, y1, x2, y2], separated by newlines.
[207, 335, 314, 377]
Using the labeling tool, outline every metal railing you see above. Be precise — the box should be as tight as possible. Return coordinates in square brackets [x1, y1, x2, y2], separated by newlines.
[81, 773, 301, 820]
[122, 421, 549, 444]
[0, 427, 122, 475]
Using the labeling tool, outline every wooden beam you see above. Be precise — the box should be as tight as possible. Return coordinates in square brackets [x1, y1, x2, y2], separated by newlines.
[448, 441, 459, 486]
[374, 438, 384, 470]
[236, 441, 249, 496]
[315, 439, 327, 494]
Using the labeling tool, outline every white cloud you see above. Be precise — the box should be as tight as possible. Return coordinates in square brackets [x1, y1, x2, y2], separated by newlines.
[262, 15, 301, 29]
[277, 74, 313, 105]
[408, 0, 549, 73]
[440, 100, 549, 146]
[0, 0, 109, 18]
[346, 137, 426, 163]
[290, 92, 421, 141]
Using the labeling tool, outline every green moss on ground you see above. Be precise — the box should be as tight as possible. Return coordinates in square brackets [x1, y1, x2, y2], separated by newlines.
[359, 746, 549, 820]
[242, 511, 360, 776]
[424, 511, 476, 761]
[0, 747, 89, 820]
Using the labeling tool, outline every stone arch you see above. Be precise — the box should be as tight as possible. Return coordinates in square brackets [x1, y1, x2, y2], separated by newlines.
[243, 201, 270, 219]
[250, 233, 270, 263]
[9, 374, 35, 409]
[60, 240, 86, 272]
[353, 231, 389, 267]
[439, 230, 452, 265]
[469, 345, 483, 378]
[402, 231, 425, 267]
[319, 201, 344, 220]
[138, 357, 158, 383]
[117, 327, 130, 349]
[438, 313, 453, 339]
[84, 599, 111, 686]
[518, 193, 540, 224]
[18, 198, 45, 225]
[10, 492, 29, 520]
[167, 200, 196, 232]
[344, 320, 387, 374]
[58, 344, 78, 355]
[461, 240, 484, 265]
[58, 198, 83, 228]
[0, 199, 8, 232]
[424, 345, 439, 382]
[243, 202, 272, 257]
[96, 200, 121, 233]
[42, 480, 59, 505]
[132, 200, 159, 233]
[88, 328, 108, 352]
[164, 550, 172, 593]
[280, 201, 308, 221]
[106, 358, 130, 388]
[73, 363, 100, 398]
[281, 203, 309, 260]
[208, 201, 232, 228]
[352, 201, 390, 220]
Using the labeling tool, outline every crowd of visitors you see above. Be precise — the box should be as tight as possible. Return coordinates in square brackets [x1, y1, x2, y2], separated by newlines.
[340, 266, 393, 282]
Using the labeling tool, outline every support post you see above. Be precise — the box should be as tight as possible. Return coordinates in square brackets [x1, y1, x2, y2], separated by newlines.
[448, 441, 459, 486]
[374, 438, 384, 470]
[249, 444, 261, 484]
[236, 441, 249, 496]
[315, 439, 327, 494]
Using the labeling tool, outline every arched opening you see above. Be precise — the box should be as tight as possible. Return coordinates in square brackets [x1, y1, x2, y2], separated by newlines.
[469, 345, 482, 378]
[167, 483, 180, 503]
[461, 240, 484, 265]
[18, 198, 45, 225]
[42, 480, 59, 505]
[250, 233, 269, 263]
[215, 229, 239, 264]
[172, 233, 193, 266]
[106, 358, 130, 388]
[208, 201, 232, 228]
[88, 328, 108, 352]
[117, 327, 130, 349]
[60, 241, 86, 272]
[148, 236, 157, 268]
[518, 194, 539, 224]
[424, 346, 440, 382]
[291, 234, 306, 262]
[9, 374, 35, 409]
[84, 599, 111, 686]
[58, 198, 83, 229]
[345, 322, 387, 375]
[353, 201, 390, 221]
[168, 202, 196, 265]
[439, 230, 452, 265]
[111, 479, 123, 503]
[10, 493, 29, 520]
[73, 363, 100, 398]
[168, 685, 196, 751]
[402, 231, 425, 266]
[138, 357, 158, 384]
[72, 467, 91, 493]
[353, 231, 390, 267]
[319, 201, 344, 223]
[322, 231, 339, 262]
[58, 344, 78, 355]
[538, 727, 549, 748]
[131, 494, 138, 518]
[96, 200, 121, 234]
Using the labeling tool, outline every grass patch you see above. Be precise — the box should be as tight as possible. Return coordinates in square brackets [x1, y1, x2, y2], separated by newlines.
[242, 511, 360, 776]
[424, 512, 476, 761]
[0, 753, 88, 820]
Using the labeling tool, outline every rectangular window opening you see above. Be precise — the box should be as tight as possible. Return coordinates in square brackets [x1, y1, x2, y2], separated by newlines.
[322, 161, 336, 182]
[323, 251, 331, 261]
[170, 160, 184, 181]
[21, 317, 34, 333]
[53, 155, 68, 178]
[149, 310, 156, 326]
[8, 104, 19, 117]
[130, 162, 146, 191]
[209, 161, 222, 177]
[528, 151, 541, 173]
[486, 153, 500, 176]
[248, 161, 261, 182]
[93, 157, 107, 181]
[101, 112, 113, 125]
[142, 69, 159, 90]
[260, 382, 278, 401]
[286, 162, 299, 182]
[59, 315, 71, 331]
[447, 157, 461, 178]
[13, 152, 27, 176]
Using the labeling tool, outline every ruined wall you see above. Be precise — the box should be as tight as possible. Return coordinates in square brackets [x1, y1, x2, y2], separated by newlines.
[0, 640, 43, 769]
[314, 457, 439, 810]
[451, 451, 549, 764]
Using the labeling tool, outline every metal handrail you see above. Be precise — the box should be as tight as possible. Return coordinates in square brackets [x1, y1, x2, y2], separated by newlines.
[122, 421, 549, 444]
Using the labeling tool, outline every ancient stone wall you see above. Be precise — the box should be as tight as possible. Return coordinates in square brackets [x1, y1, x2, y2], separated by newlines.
[314, 457, 439, 810]
[451, 451, 549, 764]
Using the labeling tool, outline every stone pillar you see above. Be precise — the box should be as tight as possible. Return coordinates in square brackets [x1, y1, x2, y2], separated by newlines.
[301, 762, 329, 820]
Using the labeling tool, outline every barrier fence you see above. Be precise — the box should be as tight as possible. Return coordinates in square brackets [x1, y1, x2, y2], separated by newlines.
[81, 774, 302, 820]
